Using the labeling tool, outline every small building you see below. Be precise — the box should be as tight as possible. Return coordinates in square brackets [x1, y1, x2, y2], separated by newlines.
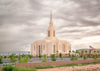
[31, 11, 71, 56]
[78, 49, 100, 55]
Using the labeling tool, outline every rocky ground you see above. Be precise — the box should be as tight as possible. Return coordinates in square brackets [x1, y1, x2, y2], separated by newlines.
[38, 64, 100, 71]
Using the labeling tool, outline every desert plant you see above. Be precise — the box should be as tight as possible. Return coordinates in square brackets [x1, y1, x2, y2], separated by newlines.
[51, 54, 56, 61]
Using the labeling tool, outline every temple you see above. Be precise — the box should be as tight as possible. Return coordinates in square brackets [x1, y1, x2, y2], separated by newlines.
[31, 11, 71, 56]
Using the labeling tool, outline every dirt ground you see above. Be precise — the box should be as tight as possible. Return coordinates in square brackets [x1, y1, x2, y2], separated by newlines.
[0, 67, 2, 71]
[38, 64, 100, 71]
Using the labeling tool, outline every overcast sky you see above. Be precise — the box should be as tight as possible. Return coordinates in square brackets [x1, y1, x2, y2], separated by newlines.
[0, 0, 100, 52]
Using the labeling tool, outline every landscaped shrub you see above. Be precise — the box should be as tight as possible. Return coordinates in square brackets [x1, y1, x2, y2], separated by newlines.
[18, 55, 29, 63]
[93, 54, 98, 59]
[2, 64, 14, 71]
[70, 55, 78, 61]
[9, 54, 17, 63]
[2, 65, 37, 71]
[42, 55, 47, 62]
[83, 54, 87, 60]
[38, 54, 42, 59]
[51, 54, 56, 61]
[59, 53, 62, 58]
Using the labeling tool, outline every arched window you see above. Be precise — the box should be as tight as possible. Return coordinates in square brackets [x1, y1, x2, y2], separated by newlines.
[48, 31, 50, 37]
[39, 45, 40, 54]
[34, 46, 35, 51]
[53, 45, 55, 53]
[53, 31, 55, 37]
[63, 44, 65, 52]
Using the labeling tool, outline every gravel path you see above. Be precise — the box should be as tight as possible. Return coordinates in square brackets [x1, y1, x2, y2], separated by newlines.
[38, 64, 100, 71]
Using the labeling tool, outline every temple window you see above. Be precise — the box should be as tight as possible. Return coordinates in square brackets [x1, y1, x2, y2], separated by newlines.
[63, 44, 65, 52]
[48, 31, 50, 37]
[39, 45, 40, 54]
[34, 46, 35, 51]
[53, 31, 55, 37]
[53, 45, 55, 53]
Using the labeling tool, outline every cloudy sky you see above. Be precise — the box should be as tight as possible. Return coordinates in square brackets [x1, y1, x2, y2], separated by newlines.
[0, 0, 100, 52]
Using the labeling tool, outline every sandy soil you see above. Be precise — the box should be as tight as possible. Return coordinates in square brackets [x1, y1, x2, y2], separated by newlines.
[38, 64, 100, 71]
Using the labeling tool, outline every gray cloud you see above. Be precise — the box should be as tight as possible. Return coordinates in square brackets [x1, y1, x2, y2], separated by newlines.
[0, 0, 100, 52]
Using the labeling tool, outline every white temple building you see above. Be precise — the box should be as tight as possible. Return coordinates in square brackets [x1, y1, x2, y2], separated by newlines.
[31, 11, 71, 56]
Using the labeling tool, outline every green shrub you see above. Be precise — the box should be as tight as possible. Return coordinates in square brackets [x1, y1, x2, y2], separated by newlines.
[2, 64, 14, 71]
[59, 53, 62, 58]
[14, 67, 36, 71]
[51, 54, 56, 61]
[42, 55, 47, 62]
[83, 54, 87, 60]
[70, 55, 78, 61]
[4, 56, 7, 59]
[38, 54, 42, 59]
[0, 56, 3, 64]
[19, 55, 29, 63]
[93, 55, 98, 59]
[35, 66, 54, 69]
[2, 65, 37, 71]
[9, 54, 17, 63]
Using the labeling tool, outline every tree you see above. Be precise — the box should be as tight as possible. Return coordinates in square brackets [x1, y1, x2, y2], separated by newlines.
[69, 50, 71, 57]
[28, 55, 32, 59]
[83, 54, 87, 60]
[76, 50, 79, 53]
[0, 56, 3, 64]
[94, 51, 96, 54]
[4, 56, 7, 59]
[59, 53, 62, 58]
[51, 54, 56, 61]
[19, 55, 29, 63]
[9, 54, 17, 63]
[85, 50, 87, 53]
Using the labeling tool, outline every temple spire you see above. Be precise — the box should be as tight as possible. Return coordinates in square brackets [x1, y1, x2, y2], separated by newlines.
[50, 10, 53, 26]
[50, 10, 52, 20]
